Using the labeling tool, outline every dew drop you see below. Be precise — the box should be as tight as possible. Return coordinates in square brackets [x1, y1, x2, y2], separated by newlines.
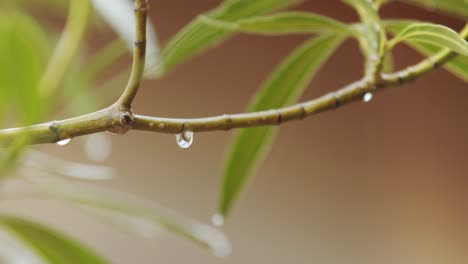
[56, 138, 72, 146]
[211, 213, 225, 227]
[176, 131, 194, 149]
[363, 92, 373, 103]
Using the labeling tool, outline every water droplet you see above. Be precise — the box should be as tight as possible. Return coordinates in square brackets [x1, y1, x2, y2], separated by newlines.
[363, 92, 373, 103]
[56, 138, 72, 146]
[211, 213, 225, 227]
[176, 131, 194, 149]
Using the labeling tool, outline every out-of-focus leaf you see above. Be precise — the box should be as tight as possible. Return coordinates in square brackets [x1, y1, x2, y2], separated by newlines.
[84, 39, 128, 80]
[0, 229, 42, 264]
[0, 12, 50, 125]
[402, 0, 468, 18]
[162, 0, 305, 73]
[199, 12, 350, 35]
[382, 50, 395, 73]
[389, 22, 468, 55]
[219, 33, 345, 217]
[0, 11, 51, 175]
[91, 0, 161, 78]
[0, 215, 107, 264]
[386, 19, 468, 81]
[22, 173, 232, 258]
[23, 150, 114, 181]
[40, 0, 92, 98]
[343, 0, 387, 74]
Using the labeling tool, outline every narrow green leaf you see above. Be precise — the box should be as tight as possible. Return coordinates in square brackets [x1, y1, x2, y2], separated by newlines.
[39, 0, 92, 98]
[0, 215, 107, 264]
[23, 174, 232, 258]
[199, 11, 350, 35]
[0, 12, 50, 125]
[386, 19, 468, 81]
[403, 0, 468, 18]
[389, 22, 468, 55]
[219, 33, 345, 217]
[343, 0, 387, 74]
[0, 11, 51, 175]
[162, 0, 305, 73]
[382, 50, 395, 73]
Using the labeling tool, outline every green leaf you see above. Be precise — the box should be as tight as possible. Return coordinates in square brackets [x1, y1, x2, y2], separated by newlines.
[386, 19, 468, 81]
[22, 174, 232, 258]
[162, 0, 305, 73]
[343, 0, 387, 74]
[91, 0, 161, 79]
[0, 12, 50, 125]
[219, 33, 345, 217]
[0, 215, 107, 264]
[0, 11, 52, 176]
[403, 0, 468, 18]
[389, 22, 468, 55]
[199, 11, 350, 35]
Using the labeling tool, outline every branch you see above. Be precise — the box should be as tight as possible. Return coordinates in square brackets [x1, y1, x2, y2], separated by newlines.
[0, 4, 466, 146]
[116, 0, 148, 109]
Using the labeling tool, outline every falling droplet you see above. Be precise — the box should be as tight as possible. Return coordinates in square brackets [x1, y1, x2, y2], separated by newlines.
[211, 213, 225, 227]
[363, 92, 373, 103]
[56, 138, 72, 146]
[176, 131, 194, 149]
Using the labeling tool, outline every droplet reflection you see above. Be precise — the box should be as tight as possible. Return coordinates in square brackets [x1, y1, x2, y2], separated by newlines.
[176, 131, 194, 149]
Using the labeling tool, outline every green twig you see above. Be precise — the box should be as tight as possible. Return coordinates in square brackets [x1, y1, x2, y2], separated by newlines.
[0, 3, 466, 147]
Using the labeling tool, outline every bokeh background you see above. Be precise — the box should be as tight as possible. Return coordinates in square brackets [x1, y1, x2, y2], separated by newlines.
[2, 1, 468, 263]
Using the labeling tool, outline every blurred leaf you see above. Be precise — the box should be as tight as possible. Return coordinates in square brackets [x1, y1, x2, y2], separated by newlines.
[23, 150, 114, 181]
[388, 22, 468, 55]
[91, 0, 161, 78]
[39, 0, 92, 103]
[0, 215, 107, 264]
[219, 33, 345, 217]
[22, 174, 232, 258]
[0, 229, 42, 264]
[84, 39, 128, 80]
[382, 50, 395, 72]
[402, 0, 468, 18]
[162, 0, 305, 73]
[343, 0, 387, 74]
[386, 19, 468, 81]
[199, 11, 350, 35]
[0, 12, 50, 125]
[0, 11, 51, 176]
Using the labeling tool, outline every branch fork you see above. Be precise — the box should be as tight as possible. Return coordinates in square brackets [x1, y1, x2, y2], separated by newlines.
[0, 1, 466, 147]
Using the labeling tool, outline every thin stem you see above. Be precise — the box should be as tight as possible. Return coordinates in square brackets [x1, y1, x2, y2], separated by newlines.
[116, 0, 148, 109]
[0, 6, 465, 147]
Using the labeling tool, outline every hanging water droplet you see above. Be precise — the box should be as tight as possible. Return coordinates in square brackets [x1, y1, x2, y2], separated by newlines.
[363, 92, 373, 103]
[176, 131, 194, 149]
[56, 138, 72, 146]
[211, 213, 225, 227]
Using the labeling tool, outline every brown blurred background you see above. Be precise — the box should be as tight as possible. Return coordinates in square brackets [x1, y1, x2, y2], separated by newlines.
[3, 1, 468, 263]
